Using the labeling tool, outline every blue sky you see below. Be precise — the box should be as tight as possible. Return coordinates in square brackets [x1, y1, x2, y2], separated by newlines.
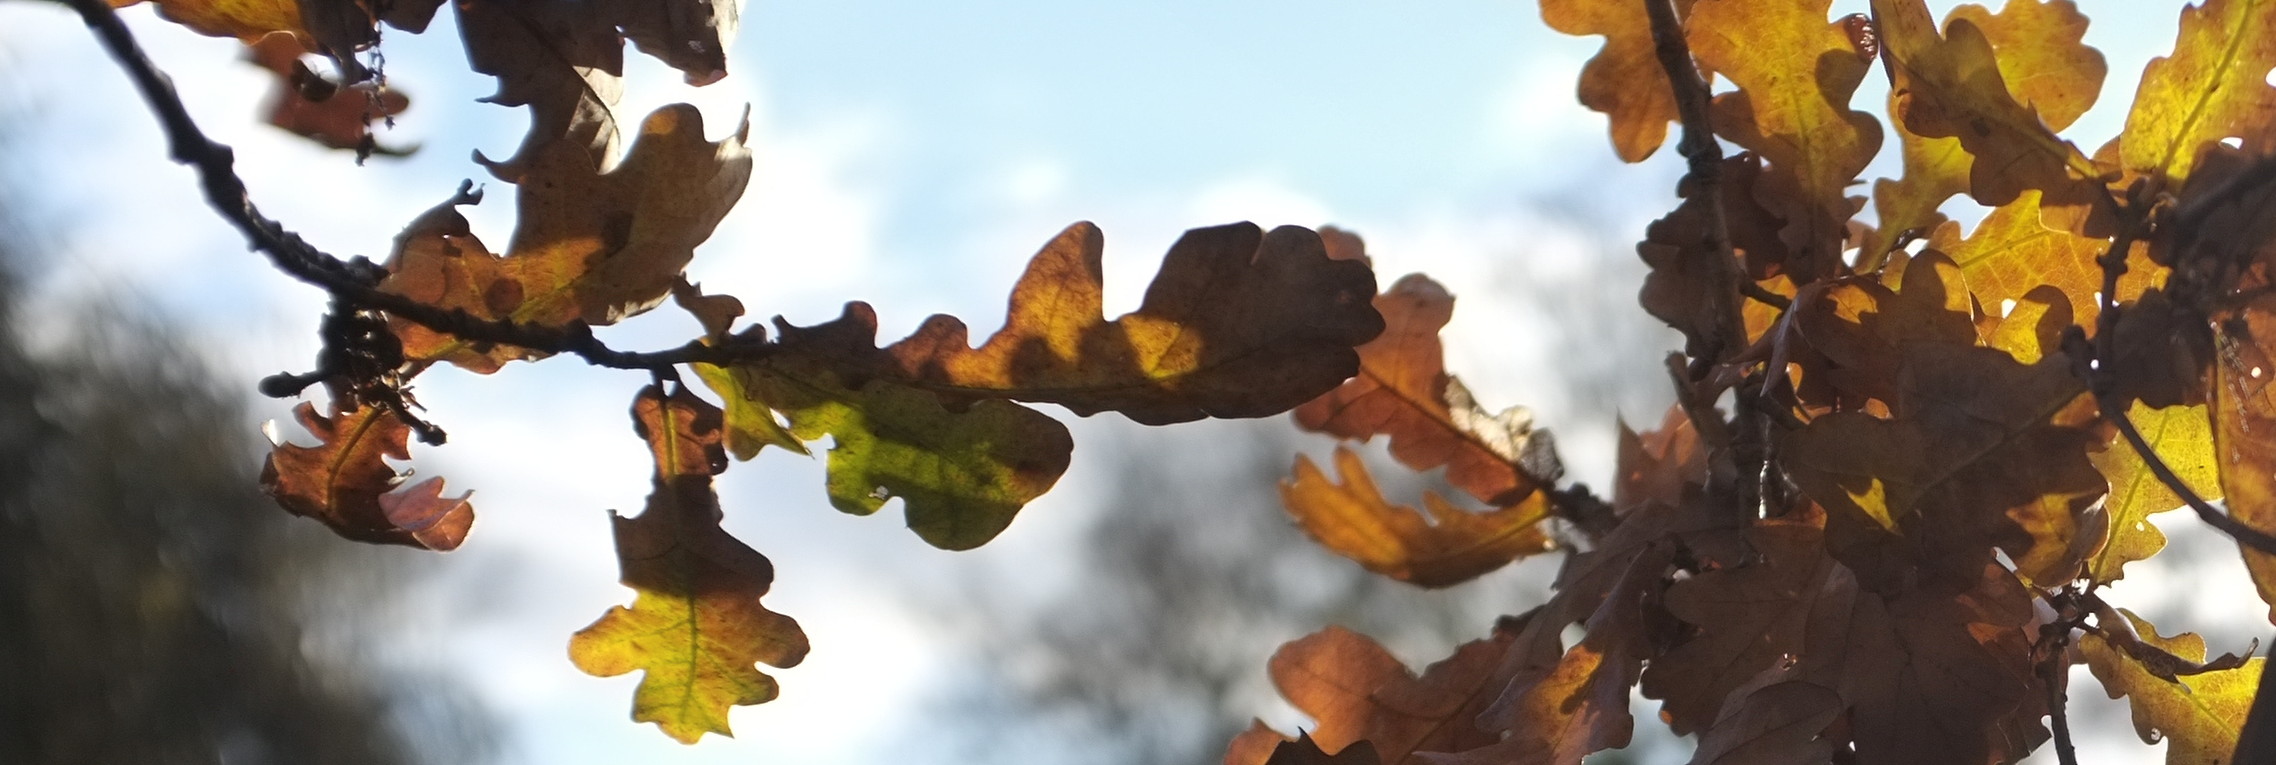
[0, 1, 2266, 763]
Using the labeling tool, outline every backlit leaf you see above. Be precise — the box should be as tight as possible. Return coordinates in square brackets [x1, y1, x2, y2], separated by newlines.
[2115, 0, 2276, 187]
[569, 385, 809, 743]
[260, 400, 474, 551]
[1872, 0, 2099, 208]
[1538, 0, 1694, 162]
[2087, 401, 2220, 585]
[1932, 189, 2158, 330]
[1293, 273, 1557, 506]
[708, 360, 1073, 551]
[767, 221, 1382, 425]
[1231, 626, 1507, 765]
[2212, 295, 2276, 623]
[246, 34, 411, 155]
[1281, 448, 1552, 588]
[2082, 610, 2264, 764]
[111, 0, 304, 44]
[1691, 0, 1882, 277]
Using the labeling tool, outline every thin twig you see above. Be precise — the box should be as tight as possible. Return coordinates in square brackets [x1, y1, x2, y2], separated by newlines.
[2036, 622, 2079, 765]
[55, 0, 776, 375]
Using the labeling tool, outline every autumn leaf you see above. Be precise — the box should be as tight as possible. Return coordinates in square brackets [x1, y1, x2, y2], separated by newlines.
[1690, 0, 1882, 278]
[110, 0, 304, 42]
[2083, 609, 2265, 764]
[1538, 0, 1693, 162]
[380, 104, 750, 372]
[2114, 0, 2276, 187]
[1230, 626, 1508, 765]
[260, 400, 474, 551]
[705, 359, 1072, 551]
[569, 385, 809, 743]
[1293, 273, 1559, 506]
[1932, 189, 2159, 330]
[1683, 668, 1840, 765]
[2087, 402, 2220, 585]
[246, 33, 411, 155]
[2212, 295, 2276, 623]
[1256, 733, 1383, 765]
[767, 221, 1382, 425]
[1639, 154, 1795, 357]
[1871, 0, 2100, 209]
[1281, 448, 1552, 588]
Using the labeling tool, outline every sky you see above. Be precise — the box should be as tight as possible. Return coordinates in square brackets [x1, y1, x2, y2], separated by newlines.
[0, 1, 2266, 763]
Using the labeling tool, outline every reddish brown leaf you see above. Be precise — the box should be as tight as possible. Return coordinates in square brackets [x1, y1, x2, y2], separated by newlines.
[768, 222, 1382, 425]
[260, 401, 473, 551]
[1639, 155, 1795, 358]
[246, 33, 410, 155]
[1235, 626, 1509, 765]
[2212, 294, 2276, 623]
[1281, 448, 1552, 588]
[1294, 273, 1556, 506]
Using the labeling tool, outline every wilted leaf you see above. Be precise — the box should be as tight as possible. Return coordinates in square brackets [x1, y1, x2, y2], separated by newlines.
[1281, 448, 1552, 588]
[1294, 273, 1557, 506]
[2213, 295, 2276, 623]
[1232, 626, 1507, 765]
[260, 400, 473, 551]
[2083, 609, 2264, 764]
[380, 104, 750, 371]
[2088, 402, 2220, 585]
[1872, 0, 2099, 208]
[1538, 0, 1694, 162]
[672, 278, 745, 341]
[1690, 0, 1882, 277]
[1642, 522, 1838, 734]
[569, 385, 809, 743]
[768, 221, 1382, 425]
[705, 360, 1073, 551]
[2115, 0, 2276, 187]
[246, 33, 411, 155]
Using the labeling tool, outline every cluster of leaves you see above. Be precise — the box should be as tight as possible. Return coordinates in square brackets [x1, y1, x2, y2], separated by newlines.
[71, 0, 1389, 744]
[1230, 1, 2276, 763]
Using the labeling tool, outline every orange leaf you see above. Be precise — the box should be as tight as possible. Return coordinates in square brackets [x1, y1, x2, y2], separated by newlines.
[1294, 273, 1557, 505]
[768, 221, 1382, 425]
[1538, 0, 1695, 162]
[260, 401, 473, 551]
[569, 385, 809, 743]
[1281, 448, 1552, 588]
[246, 33, 411, 155]
[1234, 626, 1508, 765]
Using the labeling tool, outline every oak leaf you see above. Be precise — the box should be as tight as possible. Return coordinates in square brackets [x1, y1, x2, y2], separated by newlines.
[1293, 273, 1557, 506]
[569, 385, 809, 743]
[704, 358, 1073, 551]
[2082, 610, 2265, 764]
[1229, 626, 1507, 765]
[1638, 154, 1794, 358]
[1683, 671, 1840, 765]
[2086, 401, 2219, 585]
[260, 401, 474, 551]
[1690, 0, 1882, 278]
[1932, 190, 2158, 331]
[246, 34, 411, 155]
[2212, 294, 2276, 623]
[767, 221, 1382, 425]
[1871, 0, 2099, 209]
[2114, 0, 2276, 187]
[1538, 0, 1694, 162]
[1281, 448, 1552, 588]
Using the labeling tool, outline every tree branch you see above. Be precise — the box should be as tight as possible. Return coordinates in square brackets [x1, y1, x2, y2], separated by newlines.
[54, 0, 776, 377]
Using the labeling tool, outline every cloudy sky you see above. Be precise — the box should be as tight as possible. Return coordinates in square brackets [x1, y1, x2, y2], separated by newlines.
[0, 1, 2262, 763]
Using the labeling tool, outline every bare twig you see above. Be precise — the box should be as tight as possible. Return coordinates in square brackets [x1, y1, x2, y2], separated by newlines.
[2036, 620, 2080, 765]
[54, 0, 777, 376]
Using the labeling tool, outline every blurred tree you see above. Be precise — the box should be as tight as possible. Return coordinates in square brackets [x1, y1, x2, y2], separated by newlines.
[0, 93, 491, 765]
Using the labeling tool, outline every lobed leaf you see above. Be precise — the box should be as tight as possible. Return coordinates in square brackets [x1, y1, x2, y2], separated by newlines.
[246, 33, 411, 155]
[2212, 294, 2276, 623]
[569, 385, 809, 743]
[1690, 0, 1882, 279]
[1281, 448, 1552, 588]
[2082, 610, 2264, 764]
[260, 400, 474, 551]
[2115, 0, 2276, 187]
[1932, 189, 2159, 331]
[766, 221, 1383, 425]
[1537, 0, 1694, 162]
[2087, 402, 2220, 585]
[1229, 626, 1507, 765]
[1293, 272, 1558, 506]
[705, 359, 1072, 551]
[1871, 0, 2099, 209]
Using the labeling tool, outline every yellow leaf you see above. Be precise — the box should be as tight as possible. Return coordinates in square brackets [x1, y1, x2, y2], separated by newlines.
[2087, 402, 2220, 585]
[1281, 448, 1552, 588]
[2116, 0, 2276, 186]
[2082, 610, 2264, 765]
[1538, 0, 1695, 162]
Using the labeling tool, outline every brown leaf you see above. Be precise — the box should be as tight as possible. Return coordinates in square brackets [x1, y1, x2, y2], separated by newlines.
[246, 33, 410, 155]
[2212, 295, 2276, 624]
[1691, 0, 1882, 278]
[569, 385, 809, 743]
[1240, 626, 1509, 765]
[1538, 0, 1695, 162]
[260, 401, 473, 551]
[768, 221, 1382, 425]
[1262, 733, 1383, 765]
[1294, 273, 1557, 506]
[1639, 154, 1795, 358]
[1684, 673, 1840, 765]
[1281, 448, 1552, 588]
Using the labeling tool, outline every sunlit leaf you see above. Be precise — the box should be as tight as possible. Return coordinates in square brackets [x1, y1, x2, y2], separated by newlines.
[767, 221, 1382, 425]
[1871, 0, 2099, 208]
[2115, 0, 2276, 187]
[1281, 448, 1552, 588]
[260, 400, 473, 551]
[1932, 189, 2158, 329]
[2212, 294, 2276, 623]
[2082, 609, 2264, 765]
[569, 385, 809, 743]
[2087, 401, 2220, 585]
[1537, 0, 1694, 162]
[1230, 626, 1506, 765]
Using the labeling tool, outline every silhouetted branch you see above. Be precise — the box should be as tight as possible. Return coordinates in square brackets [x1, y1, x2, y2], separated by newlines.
[53, 0, 776, 377]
